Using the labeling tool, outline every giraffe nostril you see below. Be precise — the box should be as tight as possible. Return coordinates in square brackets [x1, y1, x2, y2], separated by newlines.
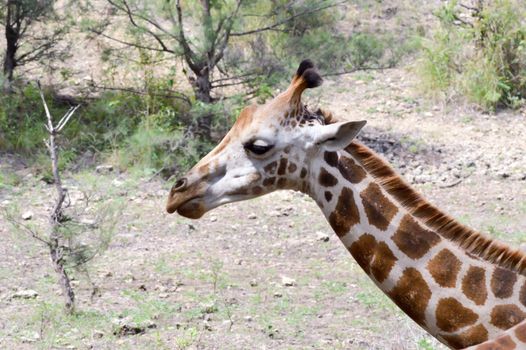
[171, 178, 187, 193]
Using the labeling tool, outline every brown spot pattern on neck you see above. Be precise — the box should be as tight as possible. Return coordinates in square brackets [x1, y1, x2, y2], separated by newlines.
[347, 141, 526, 276]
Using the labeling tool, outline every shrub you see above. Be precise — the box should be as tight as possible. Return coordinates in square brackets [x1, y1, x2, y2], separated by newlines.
[417, 0, 526, 110]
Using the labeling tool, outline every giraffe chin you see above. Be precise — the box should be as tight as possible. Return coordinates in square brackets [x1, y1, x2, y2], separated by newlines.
[175, 200, 206, 219]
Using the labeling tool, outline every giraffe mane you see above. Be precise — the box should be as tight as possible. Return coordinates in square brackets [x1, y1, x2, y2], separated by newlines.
[347, 141, 526, 275]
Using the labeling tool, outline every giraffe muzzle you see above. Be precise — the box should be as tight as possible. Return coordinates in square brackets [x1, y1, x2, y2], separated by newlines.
[166, 176, 208, 218]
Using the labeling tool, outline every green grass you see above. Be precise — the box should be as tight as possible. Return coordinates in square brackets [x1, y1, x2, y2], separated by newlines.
[0, 169, 21, 190]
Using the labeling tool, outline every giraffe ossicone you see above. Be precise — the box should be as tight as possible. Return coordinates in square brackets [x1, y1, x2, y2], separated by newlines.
[166, 60, 526, 350]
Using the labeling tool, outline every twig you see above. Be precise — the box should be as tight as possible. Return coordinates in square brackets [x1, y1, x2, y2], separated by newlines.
[324, 65, 395, 77]
[231, 0, 344, 37]
[91, 84, 192, 105]
[438, 178, 463, 188]
[4, 213, 50, 245]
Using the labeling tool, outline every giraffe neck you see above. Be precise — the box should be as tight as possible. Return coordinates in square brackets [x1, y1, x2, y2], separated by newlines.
[308, 142, 526, 349]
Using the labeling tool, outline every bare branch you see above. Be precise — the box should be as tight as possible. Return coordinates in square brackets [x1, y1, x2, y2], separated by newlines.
[57, 105, 81, 132]
[211, 71, 258, 84]
[90, 28, 176, 53]
[119, 0, 174, 53]
[175, 0, 200, 72]
[91, 84, 192, 105]
[38, 81, 55, 133]
[3, 213, 51, 246]
[231, 1, 341, 37]
[211, 77, 258, 89]
[323, 65, 395, 77]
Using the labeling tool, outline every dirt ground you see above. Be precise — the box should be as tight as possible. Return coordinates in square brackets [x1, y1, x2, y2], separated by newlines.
[2, 67, 526, 350]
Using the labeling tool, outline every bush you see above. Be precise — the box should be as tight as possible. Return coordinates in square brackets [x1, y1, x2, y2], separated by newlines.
[0, 84, 197, 175]
[417, 0, 526, 110]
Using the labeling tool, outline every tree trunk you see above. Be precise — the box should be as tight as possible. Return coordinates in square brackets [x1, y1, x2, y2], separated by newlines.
[50, 243, 75, 313]
[193, 70, 214, 140]
[3, 4, 18, 92]
[46, 107, 76, 314]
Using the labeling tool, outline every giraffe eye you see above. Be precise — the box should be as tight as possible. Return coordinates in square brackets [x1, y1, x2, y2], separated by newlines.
[244, 140, 274, 156]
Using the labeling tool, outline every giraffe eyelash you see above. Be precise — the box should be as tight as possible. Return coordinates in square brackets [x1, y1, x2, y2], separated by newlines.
[243, 141, 274, 156]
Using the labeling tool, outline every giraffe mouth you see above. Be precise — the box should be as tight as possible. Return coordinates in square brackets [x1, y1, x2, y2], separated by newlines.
[166, 196, 205, 219]
[177, 199, 206, 219]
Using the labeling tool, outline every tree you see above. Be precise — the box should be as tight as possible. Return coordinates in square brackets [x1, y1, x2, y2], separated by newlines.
[0, 0, 68, 92]
[3, 83, 122, 313]
[95, 0, 339, 137]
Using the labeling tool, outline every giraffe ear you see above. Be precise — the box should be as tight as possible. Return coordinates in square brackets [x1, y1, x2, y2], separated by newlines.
[314, 120, 367, 150]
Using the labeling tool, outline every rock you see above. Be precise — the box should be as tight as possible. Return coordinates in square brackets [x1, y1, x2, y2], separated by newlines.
[80, 218, 96, 227]
[21, 211, 33, 220]
[281, 276, 296, 287]
[20, 331, 40, 343]
[201, 302, 218, 314]
[273, 291, 283, 298]
[498, 171, 510, 179]
[12, 289, 38, 299]
[93, 330, 104, 339]
[269, 210, 281, 217]
[247, 213, 257, 220]
[249, 279, 258, 287]
[316, 231, 330, 242]
[112, 317, 156, 336]
[244, 316, 253, 322]
[159, 293, 169, 299]
[209, 216, 217, 222]
[96, 164, 114, 174]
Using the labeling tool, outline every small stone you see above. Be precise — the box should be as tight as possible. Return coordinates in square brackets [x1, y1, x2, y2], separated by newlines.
[93, 330, 104, 339]
[159, 293, 169, 299]
[21, 211, 33, 220]
[249, 279, 258, 287]
[80, 218, 97, 227]
[209, 216, 217, 222]
[244, 316, 253, 322]
[281, 276, 296, 287]
[316, 231, 330, 242]
[12, 289, 38, 299]
[96, 164, 114, 174]
[247, 213, 257, 220]
[273, 291, 283, 298]
[20, 331, 40, 343]
[112, 317, 156, 336]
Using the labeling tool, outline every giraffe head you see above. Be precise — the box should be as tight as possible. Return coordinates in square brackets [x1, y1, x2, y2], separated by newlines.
[166, 60, 366, 218]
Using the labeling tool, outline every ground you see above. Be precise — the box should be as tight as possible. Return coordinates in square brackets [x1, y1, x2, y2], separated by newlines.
[1, 68, 526, 350]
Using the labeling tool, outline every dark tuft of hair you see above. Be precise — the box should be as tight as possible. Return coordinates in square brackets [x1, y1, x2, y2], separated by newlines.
[302, 68, 323, 88]
[296, 59, 315, 77]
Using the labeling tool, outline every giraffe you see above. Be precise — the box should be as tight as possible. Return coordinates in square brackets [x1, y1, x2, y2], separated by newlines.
[166, 60, 526, 349]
